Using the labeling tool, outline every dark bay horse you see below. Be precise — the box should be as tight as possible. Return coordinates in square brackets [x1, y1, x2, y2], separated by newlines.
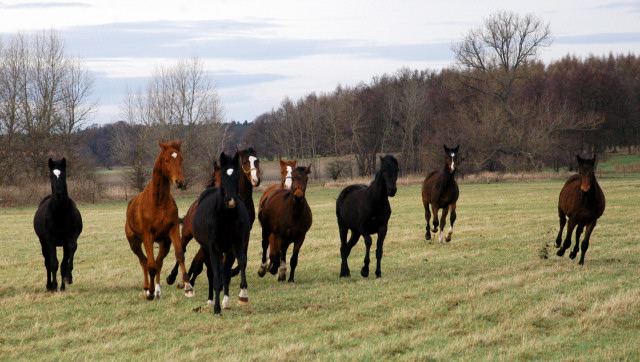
[258, 165, 312, 283]
[34, 158, 83, 292]
[125, 140, 186, 300]
[258, 157, 297, 215]
[422, 145, 460, 244]
[555, 155, 605, 265]
[166, 148, 260, 293]
[192, 152, 250, 314]
[336, 155, 398, 278]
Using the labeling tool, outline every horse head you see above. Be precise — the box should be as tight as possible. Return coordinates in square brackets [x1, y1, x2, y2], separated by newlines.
[158, 140, 185, 189]
[48, 158, 68, 200]
[239, 147, 260, 187]
[379, 155, 398, 197]
[444, 144, 459, 173]
[291, 165, 311, 202]
[279, 157, 297, 189]
[219, 152, 240, 209]
[577, 154, 597, 194]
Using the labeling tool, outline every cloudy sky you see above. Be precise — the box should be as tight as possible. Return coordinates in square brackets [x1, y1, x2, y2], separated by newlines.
[1, 0, 639, 125]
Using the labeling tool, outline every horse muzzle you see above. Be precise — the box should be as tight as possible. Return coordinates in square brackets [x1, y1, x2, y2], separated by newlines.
[173, 179, 185, 189]
[225, 197, 236, 209]
[387, 187, 397, 197]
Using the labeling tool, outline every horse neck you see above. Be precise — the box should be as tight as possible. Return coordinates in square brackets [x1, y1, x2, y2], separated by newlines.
[368, 170, 387, 203]
[51, 184, 70, 211]
[149, 159, 172, 203]
[441, 165, 455, 183]
[238, 172, 253, 206]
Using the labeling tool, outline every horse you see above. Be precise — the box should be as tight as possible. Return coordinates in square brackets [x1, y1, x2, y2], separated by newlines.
[257, 165, 312, 283]
[192, 152, 250, 314]
[336, 155, 398, 278]
[258, 157, 297, 215]
[555, 155, 605, 265]
[166, 148, 260, 293]
[125, 140, 187, 300]
[422, 145, 460, 244]
[34, 158, 83, 292]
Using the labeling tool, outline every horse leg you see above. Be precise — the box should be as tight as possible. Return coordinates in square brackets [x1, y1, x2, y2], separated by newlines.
[142, 234, 157, 300]
[569, 225, 584, 259]
[258, 226, 270, 277]
[438, 207, 450, 245]
[168, 225, 192, 297]
[127, 235, 149, 298]
[578, 221, 597, 265]
[40, 240, 53, 291]
[278, 242, 289, 281]
[445, 203, 457, 242]
[431, 203, 439, 233]
[233, 237, 249, 305]
[424, 202, 432, 240]
[555, 207, 566, 248]
[167, 233, 191, 286]
[60, 243, 70, 291]
[557, 218, 577, 257]
[361, 233, 373, 278]
[60, 238, 78, 291]
[375, 226, 388, 278]
[340, 230, 360, 278]
[288, 240, 303, 284]
[222, 254, 235, 309]
[46, 240, 59, 292]
[187, 248, 204, 292]
[210, 248, 224, 314]
[202, 250, 215, 310]
[152, 240, 171, 300]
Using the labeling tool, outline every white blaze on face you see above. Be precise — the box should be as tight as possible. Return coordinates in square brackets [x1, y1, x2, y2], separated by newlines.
[226, 168, 234, 176]
[450, 153, 456, 172]
[171, 152, 177, 159]
[284, 166, 293, 189]
[53, 169, 61, 179]
[249, 156, 259, 185]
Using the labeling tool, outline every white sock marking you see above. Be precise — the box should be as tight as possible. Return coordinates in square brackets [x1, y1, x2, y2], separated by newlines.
[207, 299, 215, 306]
[239, 288, 248, 299]
[222, 295, 231, 309]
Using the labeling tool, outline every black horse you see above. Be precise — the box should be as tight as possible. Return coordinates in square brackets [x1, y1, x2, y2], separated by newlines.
[336, 155, 398, 278]
[33, 158, 83, 292]
[192, 152, 250, 314]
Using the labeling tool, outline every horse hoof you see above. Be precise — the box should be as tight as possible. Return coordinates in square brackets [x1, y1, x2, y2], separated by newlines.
[556, 249, 565, 257]
[166, 274, 176, 285]
[431, 227, 438, 233]
[277, 267, 287, 281]
[184, 283, 194, 297]
[361, 268, 369, 278]
[257, 265, 266, 278]
[425, 232, 431, 240]
[60, 284, 66, 291]
[569, 251, 577, 259]
[222, 295, 231, 309]
[207, 299, 215, 307]
[376, 272, 382, 278]
[144, 290, 154, 300]
[63, 276, 72, 285]
[445, 236, 452, 242]
[177, 281, 185, 289]
[238, 288, 249, 305]
[154, 284, 161, 299]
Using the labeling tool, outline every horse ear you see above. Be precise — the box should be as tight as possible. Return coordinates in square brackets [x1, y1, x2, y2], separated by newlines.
[175, 139, 182, 149]
[219, 152, 227, 164]
[61, 158, 67, 169]
[48, 158, 54, 170]
[158, 140, 167, 150]
[305, 164, 312, 174]
[576, 155, 583, 165]
[213, 161, 220, 171]
[592, 154, 597, 164]
[444, 144, 449, 153]
[279, 157, 284, 166]
[454, 145, 459, 153]
[234, 151, 240, 164]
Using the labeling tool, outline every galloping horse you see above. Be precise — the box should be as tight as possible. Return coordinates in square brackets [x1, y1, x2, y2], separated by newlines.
[258, 165, 312, 283]
[258, 157, 297, 215]
[336, 155, 398, 278]
[34, 158, 83, 292]
[422, 145, 459, 243]
[125, 140, 186, 300]
[555, 155, 605, 265]
[166, 148, 260, 293]
[192, 152, 250, 314]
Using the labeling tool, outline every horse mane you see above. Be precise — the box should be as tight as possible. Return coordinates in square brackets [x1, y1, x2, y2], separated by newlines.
[197, 186, 219, 204]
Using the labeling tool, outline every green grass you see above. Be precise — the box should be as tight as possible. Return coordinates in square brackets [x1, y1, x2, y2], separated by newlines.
[1, 177, 639, 360]
[599, 154, 640, 171]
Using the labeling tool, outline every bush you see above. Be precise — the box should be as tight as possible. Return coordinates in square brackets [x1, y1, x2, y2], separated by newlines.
[326, 159, 350, 180]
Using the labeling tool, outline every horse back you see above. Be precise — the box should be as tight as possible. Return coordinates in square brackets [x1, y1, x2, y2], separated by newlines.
[337, 184, 389, 234]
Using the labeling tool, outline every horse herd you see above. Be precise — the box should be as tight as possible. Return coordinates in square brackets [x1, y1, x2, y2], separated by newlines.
[33, 141, 605, 314]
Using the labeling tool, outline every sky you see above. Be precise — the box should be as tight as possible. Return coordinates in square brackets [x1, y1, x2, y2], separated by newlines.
[1, 0, 639, 126]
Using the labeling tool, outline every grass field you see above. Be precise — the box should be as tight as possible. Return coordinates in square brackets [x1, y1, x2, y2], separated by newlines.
[1, 177, 639, 360]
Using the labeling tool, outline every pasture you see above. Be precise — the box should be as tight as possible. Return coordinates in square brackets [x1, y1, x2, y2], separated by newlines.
[1, 177, 639, 360]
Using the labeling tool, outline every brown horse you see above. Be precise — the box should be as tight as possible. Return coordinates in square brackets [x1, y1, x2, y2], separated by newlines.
[555, 155, 605, 265]
[258, 157, 297, 215]
[125, 140, 186, 300]
[258, 165, 312, 283]
[422, 145, 459, 244]
[166, 148, 260, 293]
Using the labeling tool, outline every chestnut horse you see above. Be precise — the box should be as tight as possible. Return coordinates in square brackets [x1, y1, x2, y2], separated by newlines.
[34, 158, 83, 292]
[258, 165, 312, 283]
[555, 155, 605, 265]
[337, 155, 398, 278]
[258, 157, 297, 215]
[422, 145, 459, 244]
[192, 152, 250, 314]
[125, 140, 186, 300]
[166, 148, 260, 293]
